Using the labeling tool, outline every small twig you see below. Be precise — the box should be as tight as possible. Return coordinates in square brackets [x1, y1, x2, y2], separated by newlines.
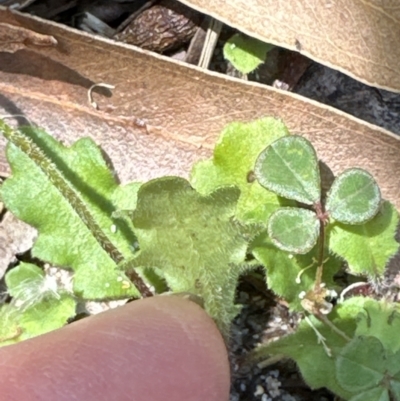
[198, 17, 223, 69]
[87, 83, 115, 110]
[339, 281, 369, 303]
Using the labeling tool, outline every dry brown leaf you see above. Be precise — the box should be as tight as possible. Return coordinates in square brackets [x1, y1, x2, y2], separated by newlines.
[0, 22, 57, 53]
[0, 7, 399, 216]
[0, 211, 36, 279]
[180, 0, 400, 92]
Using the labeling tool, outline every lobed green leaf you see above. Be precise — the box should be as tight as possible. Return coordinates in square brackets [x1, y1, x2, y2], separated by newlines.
[190, 118, 291, 223]
[0, 125, 139, 299]
[121, 177, 252, 335]
[251, 231, 341, 309]
[328, 201, 399, 276]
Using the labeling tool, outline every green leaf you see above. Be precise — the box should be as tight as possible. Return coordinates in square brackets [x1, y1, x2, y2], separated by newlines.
[251, 231, 341, 309]
[328, 201, 399, 276]
[355, 299, 400, 354]
[223, 33, 273, 74]
[348, 388, 389, 401]
[326, 168, 381, 224]
[336, 336, 386, 392]
[268, 207, 319, 254]
[0, 124, 139, 299]
[5, 263, 62, 307]
[255, 135, 321, 204]
[390, 378, 400, 401]
[0, 293, 76, 346]
[0, 263, 76, 346]
[190, 118, 291, 223]
[123, 177, 251, 335]
[253, 297, 368, 399]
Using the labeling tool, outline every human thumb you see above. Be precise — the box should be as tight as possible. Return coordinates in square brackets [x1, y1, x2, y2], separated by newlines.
[0, 295, 230, 401]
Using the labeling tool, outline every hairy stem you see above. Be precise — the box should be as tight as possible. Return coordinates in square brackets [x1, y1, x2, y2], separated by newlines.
[0, 120, 153, 298]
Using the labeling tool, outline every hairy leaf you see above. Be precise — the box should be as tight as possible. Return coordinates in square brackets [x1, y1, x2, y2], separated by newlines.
[122, 177, 251, 334]
[190, 118, 291, 223]
[326, 168, 381, 225]
[223, 33, 273, 74]
[268, 207, 319, 254]
[255, 135, 320, 205]
[0, 124, 139, 299]
[328, 201, 399, 276]
[0, 263, 76, 346]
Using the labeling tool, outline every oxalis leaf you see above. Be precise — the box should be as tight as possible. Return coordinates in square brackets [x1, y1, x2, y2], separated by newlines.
[326, 168, 381, 224]
[355, 299, 400, 354]
[336, 335, 400, 401]
[0, 121, 141, 299]
[190, 117, 292, 224]
[268, 207, 320, 254]
[328, 201, 399, 276]
[255, 135, 321, 205]
[0, 263, 75, 345]
[119, 177, 251, 335]
[253, 297, 369, 399]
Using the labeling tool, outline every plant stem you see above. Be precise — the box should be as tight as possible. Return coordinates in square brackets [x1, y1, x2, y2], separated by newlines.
[315, 313, 351, 342]
[313, 201, 327, 291]
[314, 219, 325, 291]
[0, 120, 153, 298]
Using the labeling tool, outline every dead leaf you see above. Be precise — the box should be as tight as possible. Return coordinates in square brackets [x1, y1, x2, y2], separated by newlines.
[180, 0, 400, 92]
[0, 7, 399, 215]
[0, 211, 36, 279]
[0, 22, 57, 53]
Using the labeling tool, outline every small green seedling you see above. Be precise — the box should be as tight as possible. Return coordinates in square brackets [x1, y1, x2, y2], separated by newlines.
[223, 33, 273, 74]
[0, 117, 399, 401]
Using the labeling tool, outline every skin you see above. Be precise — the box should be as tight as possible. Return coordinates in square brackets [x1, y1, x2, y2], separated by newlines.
[0, 296, 231, 401]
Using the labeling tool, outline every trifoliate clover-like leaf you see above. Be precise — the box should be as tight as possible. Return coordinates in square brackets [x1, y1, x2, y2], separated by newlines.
[347, 387, 389, 401]
[122, 177, 251, 335]
[326, 168, 381, 224]
[336, 336, 387, 392]
[190, 118, 291, 223]
[268, 207, 319, 254]
[0, 125, 139, 299]
[355, 299, 400, 354]
[328, 201, 399, 276]
[255, 135, 321, 205]
[253, 297, 368, 399]
[223, 33, 273, 74]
